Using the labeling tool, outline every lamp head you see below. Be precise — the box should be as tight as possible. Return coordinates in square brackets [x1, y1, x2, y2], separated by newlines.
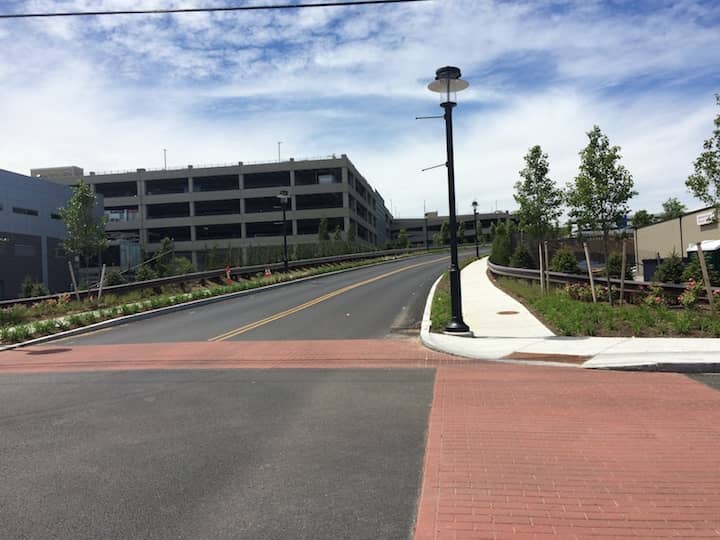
[428, 65, 469, 103]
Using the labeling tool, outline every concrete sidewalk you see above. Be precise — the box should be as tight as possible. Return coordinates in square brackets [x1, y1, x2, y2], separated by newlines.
[421, 258, 720, 370]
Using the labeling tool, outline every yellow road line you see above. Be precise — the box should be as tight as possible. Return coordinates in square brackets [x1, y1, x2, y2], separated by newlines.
[208, 259, 437, 341]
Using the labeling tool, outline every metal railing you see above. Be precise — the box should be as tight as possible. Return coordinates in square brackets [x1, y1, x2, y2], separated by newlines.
[1, 246, 439, 307]
[487, 260, 716, 301]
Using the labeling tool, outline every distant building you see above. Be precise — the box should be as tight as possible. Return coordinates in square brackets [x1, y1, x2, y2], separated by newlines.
[33, 154, 392, 269]
[391, 211, 516, 247]
[0, 169, 75, 299]
[634, 205, 719, 279]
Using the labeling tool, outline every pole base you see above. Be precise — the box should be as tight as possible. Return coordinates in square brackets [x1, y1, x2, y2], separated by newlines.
[444, 319, 471, 335]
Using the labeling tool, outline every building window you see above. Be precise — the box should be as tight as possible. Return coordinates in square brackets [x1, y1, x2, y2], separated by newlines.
[146, 202, 190, 219]
[193, 175, 239, 192]
[13, 207, 39, 216]
[243, 171, 290, 189]
[196, 223, 243, 240]
[147, 227, 191, 243]
[94, 181, 137, 198]
[295, 168, 341, 186]
[244, 197, 281, 214]
[14, 243, 36, 256]
[295, 193, 343, 210]
[145, 178, 188, 195]
[195, 199, 241, 216]
[246, 221, 284, 237]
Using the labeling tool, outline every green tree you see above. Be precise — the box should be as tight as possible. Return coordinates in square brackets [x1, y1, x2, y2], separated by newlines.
[660, 197, 687, 220]
[397, 228, 409, 248]
[490, 222, 511, 265]
[631, 209, 654, 228]
[686, 94, 720, 211]
[549, 247, 580, 274]
[317, 218, 330, 242]
[332, 225, 343, 243]
[456, 221, 465, 244]
[652, 251, 685, 284]
[346, 222, 356, 246]
[155, 237, 174, 277]
[566, 125, 636, 303]
[432, 232, 443, 248]
[439, 221, 449, 245]
[58, 180, 107, 273]
[513, 145, 564, 240]
[509, 243, 535, 269]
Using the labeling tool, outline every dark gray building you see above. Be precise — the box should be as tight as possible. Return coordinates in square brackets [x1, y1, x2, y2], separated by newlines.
[0, 169, 75, 299]
[33, 154, 392, 269]
[391, 210, 516, 247]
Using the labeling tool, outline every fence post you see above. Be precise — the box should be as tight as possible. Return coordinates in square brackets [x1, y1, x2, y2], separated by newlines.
[619, 243, 627, 306]
[538, 244, 544, 295]
[97, 264, 107, 299]
[696, 243, 714, 309]
[543, 241, 550, 292]
[583, 242, 597, 303]
[68, 261, 80, 301]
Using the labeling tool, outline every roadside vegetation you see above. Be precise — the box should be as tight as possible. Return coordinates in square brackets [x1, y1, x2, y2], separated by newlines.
[0, 254, 415, 345]
[430, 256, 478, 332]
[494, 277, 720, 338]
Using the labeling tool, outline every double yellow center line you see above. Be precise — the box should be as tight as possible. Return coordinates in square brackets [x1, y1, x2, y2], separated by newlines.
[208, 259, 436, 341]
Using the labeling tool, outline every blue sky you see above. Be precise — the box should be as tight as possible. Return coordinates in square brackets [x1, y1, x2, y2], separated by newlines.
[1, 0, 719, 218]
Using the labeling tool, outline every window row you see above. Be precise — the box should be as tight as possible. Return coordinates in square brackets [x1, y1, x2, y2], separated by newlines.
[143, 218, 346, 242]
[93, 169, 343, 198]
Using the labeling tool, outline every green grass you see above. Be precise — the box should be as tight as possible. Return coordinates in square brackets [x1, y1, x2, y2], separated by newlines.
[430, 255, 479, 332]
[496, 277, 720, 338]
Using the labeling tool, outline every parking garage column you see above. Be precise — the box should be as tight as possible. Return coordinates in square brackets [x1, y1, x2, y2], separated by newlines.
[289, 167, 298, 236]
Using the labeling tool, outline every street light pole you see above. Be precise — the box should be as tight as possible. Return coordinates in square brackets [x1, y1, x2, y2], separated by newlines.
[277, 190, 290, 272]
[428, 66, 470, 334]
[472, 200, 479, 258]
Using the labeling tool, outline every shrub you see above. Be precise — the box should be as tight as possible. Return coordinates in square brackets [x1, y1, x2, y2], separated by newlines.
[604, 252, 633, 280]
[104, 269, 126, 286]
[549, 247, 580, 274]
[652, 252, 684, 283]
[509, 243, 535, 269]
[135, 265, 158, 282]
[678, 278, 703, 309]
[165, 256, 196, 276]
[20, 276, 49, 298]
[490, 223, 511, 265]
[643, 285, 668, 307]
[681, 257, 720, 286]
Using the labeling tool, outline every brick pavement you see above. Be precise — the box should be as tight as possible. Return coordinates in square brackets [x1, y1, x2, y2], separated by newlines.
[414, 365, 720, 539]
[3, 340, 720, 538]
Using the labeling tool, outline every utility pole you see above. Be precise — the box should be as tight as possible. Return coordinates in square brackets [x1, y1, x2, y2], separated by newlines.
[277, 141, 283, 162]
[163, 149, 167, 170]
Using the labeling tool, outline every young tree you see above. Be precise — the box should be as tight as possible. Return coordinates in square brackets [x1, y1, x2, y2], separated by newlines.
[566, 126, 636, 303]
[686, 94, 720, 211]
[660, 197, 687, 220]
[513, 145, 564, 240]
[456, 221, 466, 244]
[631, 209, 654, 228]
[317, 218, 330, 242]
[439, 221, 449, 245]
[397, 228, 409, 248]
[59, 180, 107, 275]
[332, 225, 343, 243]
[155, 237, 174, 277]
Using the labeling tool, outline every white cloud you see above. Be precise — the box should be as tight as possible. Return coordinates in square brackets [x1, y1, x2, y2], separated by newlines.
[0, 0, 718, 220]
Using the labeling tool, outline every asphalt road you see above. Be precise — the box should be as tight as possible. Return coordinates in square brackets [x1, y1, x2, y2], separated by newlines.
[689, 373, 720, 391]
[58, 250, 477, 345]
[0, 369, 435, 540]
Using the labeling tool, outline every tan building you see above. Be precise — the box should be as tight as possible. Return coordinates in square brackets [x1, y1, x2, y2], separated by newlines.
[634, 206, 719, 277]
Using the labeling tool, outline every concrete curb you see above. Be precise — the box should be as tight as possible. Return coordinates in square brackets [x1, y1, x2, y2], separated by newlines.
[419, 264, 720, 372]
[1, 255, 429, 351]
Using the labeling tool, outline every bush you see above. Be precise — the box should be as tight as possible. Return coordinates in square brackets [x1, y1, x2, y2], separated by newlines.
[20, 276, 49, 298]
[490, 223, 511, 265]
[604, 252, 633, 280]
[509, 243, 535, 269]
[165, 256, 196, 276]
[652, 252, 684, 283]
[549, 247, 580, 274]
[681, 257, 720, 286]
[134, 265, 158, 282]
[103, 269, 126, 286]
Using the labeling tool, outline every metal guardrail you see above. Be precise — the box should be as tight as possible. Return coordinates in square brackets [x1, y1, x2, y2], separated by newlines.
[1, 246, 440, 307]
[486, 260, 716, 300]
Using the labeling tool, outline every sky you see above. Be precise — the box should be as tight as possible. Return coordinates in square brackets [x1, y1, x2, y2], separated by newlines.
[1, 0, 719, 219]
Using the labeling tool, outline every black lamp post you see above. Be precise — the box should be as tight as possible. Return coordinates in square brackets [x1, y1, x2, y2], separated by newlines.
[472, 200, 479, 258]
[428, 66, 470, 334]
[277, 190, 290, 272]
